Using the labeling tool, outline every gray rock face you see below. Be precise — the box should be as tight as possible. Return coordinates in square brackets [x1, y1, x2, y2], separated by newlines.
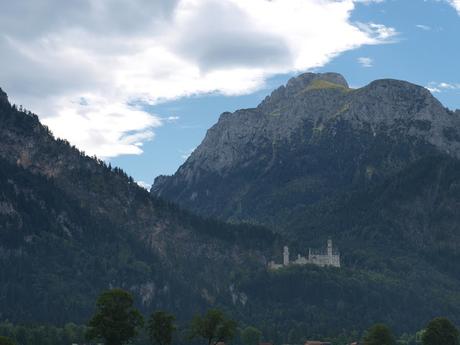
[346, 79, 460, 155]
[152, 72, 460, 225]
[161, 74, 458, 176]
[161, 73, 351, 178]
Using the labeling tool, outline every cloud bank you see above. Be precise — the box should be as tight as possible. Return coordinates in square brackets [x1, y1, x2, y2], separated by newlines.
[448, 0, 460, 14]
[0, 0, 396, 158]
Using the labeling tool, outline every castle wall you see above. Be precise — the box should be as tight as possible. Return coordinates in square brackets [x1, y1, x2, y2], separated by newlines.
[308, 253, 340, 267]
[268, 240, 340, 270]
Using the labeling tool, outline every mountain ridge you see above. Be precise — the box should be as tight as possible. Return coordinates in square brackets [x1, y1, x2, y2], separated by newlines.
[151, 72, 460, 226]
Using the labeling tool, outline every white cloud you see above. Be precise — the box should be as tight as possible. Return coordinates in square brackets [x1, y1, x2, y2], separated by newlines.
[415, 24, 431, 30]
[136, 180, 152, 190]
[355, 22, 398, 41]
[357, 57, 373, 67]
[180, 148, 196, 160]
[354, 0, 385, 3]
[426, 87, 441, 93]
[162, 116, 180, 123]
[43, 95, 162, 157]
[426, 81, 460, 93]
[447, 0, 460, 14]
[0, 0, 397, 158]
[439, 82, 460, 89]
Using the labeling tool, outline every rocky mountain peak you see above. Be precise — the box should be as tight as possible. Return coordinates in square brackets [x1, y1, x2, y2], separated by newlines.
[346, 78, 457, 141]
[258, 72, 349, 110]
[285, 72, 349, 91]
[361, 78, 435, 104]
[152, 73, 460, 222]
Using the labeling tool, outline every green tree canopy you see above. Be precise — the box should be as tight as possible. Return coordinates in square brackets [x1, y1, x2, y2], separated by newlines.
[241, 326, 262, 345]
[86, 288, 144, 345]
[189, 309, 237, 345]
[422, 317, 459, 345]
[363, 324, 395, 345]
[148, 311, 176, 345]
[0, 336, 15, 345]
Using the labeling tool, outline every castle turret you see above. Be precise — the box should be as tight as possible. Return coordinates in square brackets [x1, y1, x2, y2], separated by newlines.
[327, 238, 333, 265]
[283, 246, 290, 266]
[327, 238, 333, 256]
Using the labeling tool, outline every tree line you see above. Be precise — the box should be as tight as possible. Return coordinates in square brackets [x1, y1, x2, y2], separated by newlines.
[83, 288, 239, 345]
[1, 288, 459, 345]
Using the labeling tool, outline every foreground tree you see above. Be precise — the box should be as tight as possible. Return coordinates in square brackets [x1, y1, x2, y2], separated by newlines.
[0, 336, 15, 345]
[189, 309, 237, 345]
[241, 326, 262, 345]
[86, 288, 144, 345]
[422, 317, 459, 345]
[148, 311, 176, 345]
[363, 324, 395, 345]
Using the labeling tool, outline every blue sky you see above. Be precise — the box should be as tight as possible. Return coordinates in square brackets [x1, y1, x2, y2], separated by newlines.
[0, 0, 459, 188]
[112, 0, 460, 186]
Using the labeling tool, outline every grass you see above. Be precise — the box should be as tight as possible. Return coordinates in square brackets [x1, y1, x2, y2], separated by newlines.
[305, 79, 349, 92]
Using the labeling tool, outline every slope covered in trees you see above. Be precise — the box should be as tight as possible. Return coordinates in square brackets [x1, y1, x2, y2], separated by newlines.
[0, 87, 276, 324]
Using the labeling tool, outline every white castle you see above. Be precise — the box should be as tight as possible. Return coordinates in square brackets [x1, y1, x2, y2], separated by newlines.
[269, 239, 340, 269]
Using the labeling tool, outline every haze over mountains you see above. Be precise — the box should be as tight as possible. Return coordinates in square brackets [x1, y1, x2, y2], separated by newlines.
[2, 73, 460, 338]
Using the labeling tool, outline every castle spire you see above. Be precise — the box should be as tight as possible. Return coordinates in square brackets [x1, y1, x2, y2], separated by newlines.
[283, 246, 289, 266]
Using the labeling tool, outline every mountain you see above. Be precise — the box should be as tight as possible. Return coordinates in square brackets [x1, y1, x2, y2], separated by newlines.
[151, 73, 460, 333]
[0, 88, 275, 325]
[151, 72, 460, 228]
[3, 77, 460, 340]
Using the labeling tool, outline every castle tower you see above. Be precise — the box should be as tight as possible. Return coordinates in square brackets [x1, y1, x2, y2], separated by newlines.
[283, 246, 290, 266]
[327, 238, 333, 265]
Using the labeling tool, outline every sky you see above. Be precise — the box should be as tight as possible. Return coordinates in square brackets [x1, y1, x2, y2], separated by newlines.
[0, 0, 459, 188]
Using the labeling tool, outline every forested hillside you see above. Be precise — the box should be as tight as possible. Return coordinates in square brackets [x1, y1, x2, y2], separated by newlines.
[0, 87, 275, 324]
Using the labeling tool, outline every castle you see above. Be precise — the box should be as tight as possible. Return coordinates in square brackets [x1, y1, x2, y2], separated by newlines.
[269, 239, 340, 269]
